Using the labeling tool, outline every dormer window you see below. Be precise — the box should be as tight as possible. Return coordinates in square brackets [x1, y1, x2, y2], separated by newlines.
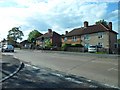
[98, 32, 103, 39]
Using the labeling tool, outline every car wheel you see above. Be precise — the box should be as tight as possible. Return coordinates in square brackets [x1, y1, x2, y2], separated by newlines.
[2, 49, 4, 52]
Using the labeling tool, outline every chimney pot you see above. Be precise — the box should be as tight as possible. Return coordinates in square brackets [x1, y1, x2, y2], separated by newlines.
[65, 31, 68, 34]
[48, 29, 52, 33]
[108, 22, 112, 30]
[84, 21, 88, 27]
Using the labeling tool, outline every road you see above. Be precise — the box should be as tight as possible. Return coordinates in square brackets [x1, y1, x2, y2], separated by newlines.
[2, 54, 112, 88]
[6, 49, 119, 87]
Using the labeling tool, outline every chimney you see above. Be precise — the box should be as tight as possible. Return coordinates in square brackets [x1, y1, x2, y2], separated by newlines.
[108, 22, 112, 30]
[84, 21, 88, 27]
[65, 31, 68, 34]
[48, 29, 52, 33]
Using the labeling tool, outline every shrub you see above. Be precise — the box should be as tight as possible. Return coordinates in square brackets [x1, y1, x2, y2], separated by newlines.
[71, 44, 83, 47]
[61, 44, 71, 51]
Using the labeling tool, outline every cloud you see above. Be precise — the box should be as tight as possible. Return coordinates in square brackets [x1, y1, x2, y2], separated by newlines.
[0, 0, 119, 41]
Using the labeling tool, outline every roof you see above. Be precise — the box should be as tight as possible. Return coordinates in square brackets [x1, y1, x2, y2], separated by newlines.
[65, 24, 118, 37]
[20, 40, 30, 44]
[37, 31, 60, 40]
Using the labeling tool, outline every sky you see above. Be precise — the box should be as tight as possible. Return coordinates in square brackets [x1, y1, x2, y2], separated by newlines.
[0, 0, 119, 42]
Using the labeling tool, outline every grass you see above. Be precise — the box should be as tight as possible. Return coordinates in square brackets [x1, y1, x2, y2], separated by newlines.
[96, 52, 107, 54]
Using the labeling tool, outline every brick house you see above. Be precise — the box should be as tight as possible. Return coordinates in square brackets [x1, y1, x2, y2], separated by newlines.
[20, 40, 31, 49]
[36, 29, 61, 48]
[0, 39, 8, 47]
[62, 21, 118, 53]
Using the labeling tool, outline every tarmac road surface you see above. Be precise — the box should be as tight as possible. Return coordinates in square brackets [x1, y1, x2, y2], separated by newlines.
[13, 49, 119, 88]
[2, 55, 118, 89]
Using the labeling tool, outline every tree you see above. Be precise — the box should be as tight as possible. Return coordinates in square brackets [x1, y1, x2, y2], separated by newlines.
[44, 38, 52, 48]
[118, 39, 120, 44]
[28, 30, 42, 43]
[96, 19, 108, 27]
[7, 27, 24, 45]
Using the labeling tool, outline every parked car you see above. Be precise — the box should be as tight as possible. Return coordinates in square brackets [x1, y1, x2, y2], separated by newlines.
[88, 45, 97, 53]
[1, 45, 14, 52]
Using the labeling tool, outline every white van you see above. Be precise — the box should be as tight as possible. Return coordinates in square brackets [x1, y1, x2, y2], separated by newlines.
[88, 45, 97, 53]
[1, 45, 14, 52]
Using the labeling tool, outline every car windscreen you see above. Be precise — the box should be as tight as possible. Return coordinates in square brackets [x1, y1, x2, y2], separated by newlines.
[89, 46, 96, 48]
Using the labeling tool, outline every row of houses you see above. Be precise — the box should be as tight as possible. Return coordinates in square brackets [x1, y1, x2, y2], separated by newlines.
[21, 21, 118, 54]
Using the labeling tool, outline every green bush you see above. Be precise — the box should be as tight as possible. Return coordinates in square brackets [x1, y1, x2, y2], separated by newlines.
[96, 52, 107, 54]
[71, 44, 83, 47]
[61, 44, 83, 51]
[61, 44, 71, 51]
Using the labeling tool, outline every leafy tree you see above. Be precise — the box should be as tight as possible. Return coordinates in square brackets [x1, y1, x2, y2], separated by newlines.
[96, 19, 108, 27]
[118, 39, 120, 44]
[28, 30, 42, 43]
[7, 27, 24, 45]
[44, 38, 52, 48]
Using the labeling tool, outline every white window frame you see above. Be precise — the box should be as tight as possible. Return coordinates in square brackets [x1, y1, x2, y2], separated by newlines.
[64, 37, 67, 42]
[84, 34, 90, 40]
[72, 36, 77, 42]
[84, 43, 89, 48]
[98, 32, 103, 39]
[98, 42, 103, 47]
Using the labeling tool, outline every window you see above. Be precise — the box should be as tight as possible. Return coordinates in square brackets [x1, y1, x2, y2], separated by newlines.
[64, 37, 67, 41]
[98, 42, 103, 47]
[84, 35, 90, 40]
[72, 36, 77, 42]
[84, 43, 89, 48]
[114, 43, 118, 48]
[98, 32, 103, 39]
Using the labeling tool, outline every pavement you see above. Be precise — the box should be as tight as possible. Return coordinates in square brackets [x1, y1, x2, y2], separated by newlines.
[0, 53, 23, 82]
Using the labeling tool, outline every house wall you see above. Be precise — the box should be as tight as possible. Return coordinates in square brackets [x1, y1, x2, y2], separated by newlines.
[81, 32, 109, 49]
[80, 31, 117, 53]
[52, 33, 61, 47]
[36, 40, 42, 46]
[109, 32, 117, 53]
[36, 34, 61, 47]
[1, 41, 8, 46]
[62, 36, 81, 45]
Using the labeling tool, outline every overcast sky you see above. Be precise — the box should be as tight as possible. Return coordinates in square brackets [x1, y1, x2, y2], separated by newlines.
[0, 0, 119, 41]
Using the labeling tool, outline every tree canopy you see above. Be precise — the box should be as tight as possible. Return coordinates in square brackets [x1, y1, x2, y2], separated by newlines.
[118, 39, 120, 44]
[7, 27, 24, 45]
[95, 19, 108, 27]
[44, 38, 52, 48]
[28, 30, 42, 43]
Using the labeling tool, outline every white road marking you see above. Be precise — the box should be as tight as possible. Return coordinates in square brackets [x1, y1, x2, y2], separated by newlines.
[65, 77, 83, 84]
[108, 68, 118, 71]
[51, 73, 64, 77]
[25, 64, 40, 70]
[104, 83, 120, 89]
[32, 66, 40, 70]
[2, 53, 14, 56]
